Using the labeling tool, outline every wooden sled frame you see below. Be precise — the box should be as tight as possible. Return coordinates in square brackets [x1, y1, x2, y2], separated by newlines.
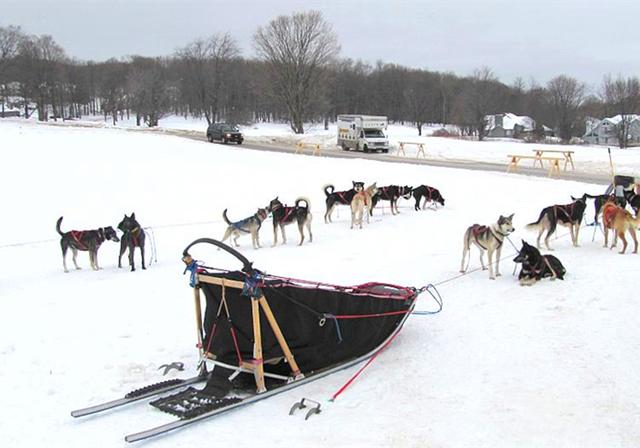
[183, 244, 303, 394]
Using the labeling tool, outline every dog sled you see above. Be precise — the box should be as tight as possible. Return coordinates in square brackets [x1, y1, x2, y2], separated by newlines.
[71, 238, 441, 442]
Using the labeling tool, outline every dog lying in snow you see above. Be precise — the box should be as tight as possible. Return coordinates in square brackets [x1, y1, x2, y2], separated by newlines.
[513, 240, 566, 285]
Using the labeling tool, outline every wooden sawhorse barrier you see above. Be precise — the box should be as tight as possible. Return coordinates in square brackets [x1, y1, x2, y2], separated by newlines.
[295, 142, 322, 156]
[507, 154, 562, 177]
[396, 141, 427, 158]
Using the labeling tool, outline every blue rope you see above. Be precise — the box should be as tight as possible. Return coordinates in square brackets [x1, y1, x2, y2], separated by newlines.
[322, 313, 343, 344]
[242, 270, 263, 298]
[412, 284, 444, 315]
[183, 259, 201, 288]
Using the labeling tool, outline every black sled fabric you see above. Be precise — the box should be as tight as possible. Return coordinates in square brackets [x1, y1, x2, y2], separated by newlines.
[199, 271, 415, 376]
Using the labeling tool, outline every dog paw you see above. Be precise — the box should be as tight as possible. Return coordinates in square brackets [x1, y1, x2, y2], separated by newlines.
[489, 276, 496, 280]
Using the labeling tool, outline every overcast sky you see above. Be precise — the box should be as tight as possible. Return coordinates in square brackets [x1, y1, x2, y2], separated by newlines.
[3, 0, 640, 87]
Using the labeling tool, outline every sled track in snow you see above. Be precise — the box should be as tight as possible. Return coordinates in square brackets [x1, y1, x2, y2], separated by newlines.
[156, 128, 612, 186]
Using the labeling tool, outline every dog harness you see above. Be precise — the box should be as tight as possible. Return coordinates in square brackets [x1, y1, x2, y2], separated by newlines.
[423, 186, 436, 202]
[470, 224, 506, 250]
[354, 191, 369, 206]
[231, 212, 266, 233]
[71, 230, 88, 250]
[126, 227, 143, 245]
[271, 202, 296, 224]
[524, 256, 559, 280]
[602, 203, 620, 228]
[336, 191, 351, 204]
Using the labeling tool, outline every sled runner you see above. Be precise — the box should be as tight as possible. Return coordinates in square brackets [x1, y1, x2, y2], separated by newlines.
[72, 238, 438, 442]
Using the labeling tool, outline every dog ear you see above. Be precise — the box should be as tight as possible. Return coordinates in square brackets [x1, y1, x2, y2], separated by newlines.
[131, 212, 136, 219]
[571, 195, 577, 201]
[508, 213, 514, 220]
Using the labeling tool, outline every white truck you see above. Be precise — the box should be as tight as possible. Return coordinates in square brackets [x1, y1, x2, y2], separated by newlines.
[337, 115, 390, 153]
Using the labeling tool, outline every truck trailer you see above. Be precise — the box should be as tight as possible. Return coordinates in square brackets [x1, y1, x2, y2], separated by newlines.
[337, 115, 390, 153]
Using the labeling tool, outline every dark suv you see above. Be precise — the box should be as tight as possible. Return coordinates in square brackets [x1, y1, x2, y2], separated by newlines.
[206, 123, 244, 144]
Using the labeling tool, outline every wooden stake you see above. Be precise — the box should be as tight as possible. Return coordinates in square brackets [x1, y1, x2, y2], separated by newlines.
[250, 297, 266, 393]
[258, 295, 302, 378]
[193, 286, 204, 357]
[608, 147, 615, 181]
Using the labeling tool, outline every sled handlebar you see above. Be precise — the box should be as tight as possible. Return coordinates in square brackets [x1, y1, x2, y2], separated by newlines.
[182, 238, 254, 272]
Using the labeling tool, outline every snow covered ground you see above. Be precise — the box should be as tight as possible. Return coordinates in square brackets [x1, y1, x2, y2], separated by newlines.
[1, 119, 639, 447]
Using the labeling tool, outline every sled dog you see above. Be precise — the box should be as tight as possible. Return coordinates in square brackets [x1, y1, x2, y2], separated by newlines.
[602, 201, 639, 254]
[513, 240, 566, 286]
[370, 185, 413, 215]
[268, 197, 313, 246]
[56, 216, 120, 273]
[460, 214, 515, 279]
[117, 213, 147, 271]
[221, 208, 268, 249]
[412, 185, 445, 211]
[350, 183, 378, 229]
[324, 181, 364, 223]
[526, 194, 588, 250]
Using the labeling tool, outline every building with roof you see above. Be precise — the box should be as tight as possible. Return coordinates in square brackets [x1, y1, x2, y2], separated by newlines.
[583, 115, 640, 146]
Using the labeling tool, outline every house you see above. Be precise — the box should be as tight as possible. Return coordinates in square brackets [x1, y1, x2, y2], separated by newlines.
[583, 115, 640, 146]
[485, 113, 537, 138]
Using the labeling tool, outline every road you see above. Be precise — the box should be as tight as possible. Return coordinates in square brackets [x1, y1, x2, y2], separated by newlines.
[140, 128, 613, 187]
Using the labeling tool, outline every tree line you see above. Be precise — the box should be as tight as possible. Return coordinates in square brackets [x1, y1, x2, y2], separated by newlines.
[1, 11, 639, 146]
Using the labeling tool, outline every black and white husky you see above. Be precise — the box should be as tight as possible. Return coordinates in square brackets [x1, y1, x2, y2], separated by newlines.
[267, 197, 313, 246]
[513, 240, 566, 286]
[460, 214, 515, 280]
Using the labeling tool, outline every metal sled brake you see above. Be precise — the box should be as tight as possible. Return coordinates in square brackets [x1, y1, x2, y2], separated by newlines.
[72, 238, 426, 442]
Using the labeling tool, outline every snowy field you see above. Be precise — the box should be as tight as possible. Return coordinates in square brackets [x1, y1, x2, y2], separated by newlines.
[1, 119, 639, 447]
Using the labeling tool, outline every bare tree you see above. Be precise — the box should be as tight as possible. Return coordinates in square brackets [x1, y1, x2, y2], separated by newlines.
[254, 10, 340, 134]
[175, 33, 239, 124]
[455, 68, 505, 141]
[403, 70, 438, 135]
[98, 59, 128, 125]
[16, 34, 67, 121]
[546, 75, 586, 142]
[127, 57, 170, 127]
[0, 25, 24, 115]
[601, 75, 640, 148]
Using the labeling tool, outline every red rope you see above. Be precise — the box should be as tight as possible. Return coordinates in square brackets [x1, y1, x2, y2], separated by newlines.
[330, 327, 403, 401]
[229, 327, 244, 365]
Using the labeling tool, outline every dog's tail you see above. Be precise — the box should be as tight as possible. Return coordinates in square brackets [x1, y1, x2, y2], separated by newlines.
[222, 209, 232, 226]
[295, 197, 311, 210]
[56, 216, 65, 236]
[323, 185, 335, 198]
[526, 208, 547, 230]
[584, 193, 603, 199]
